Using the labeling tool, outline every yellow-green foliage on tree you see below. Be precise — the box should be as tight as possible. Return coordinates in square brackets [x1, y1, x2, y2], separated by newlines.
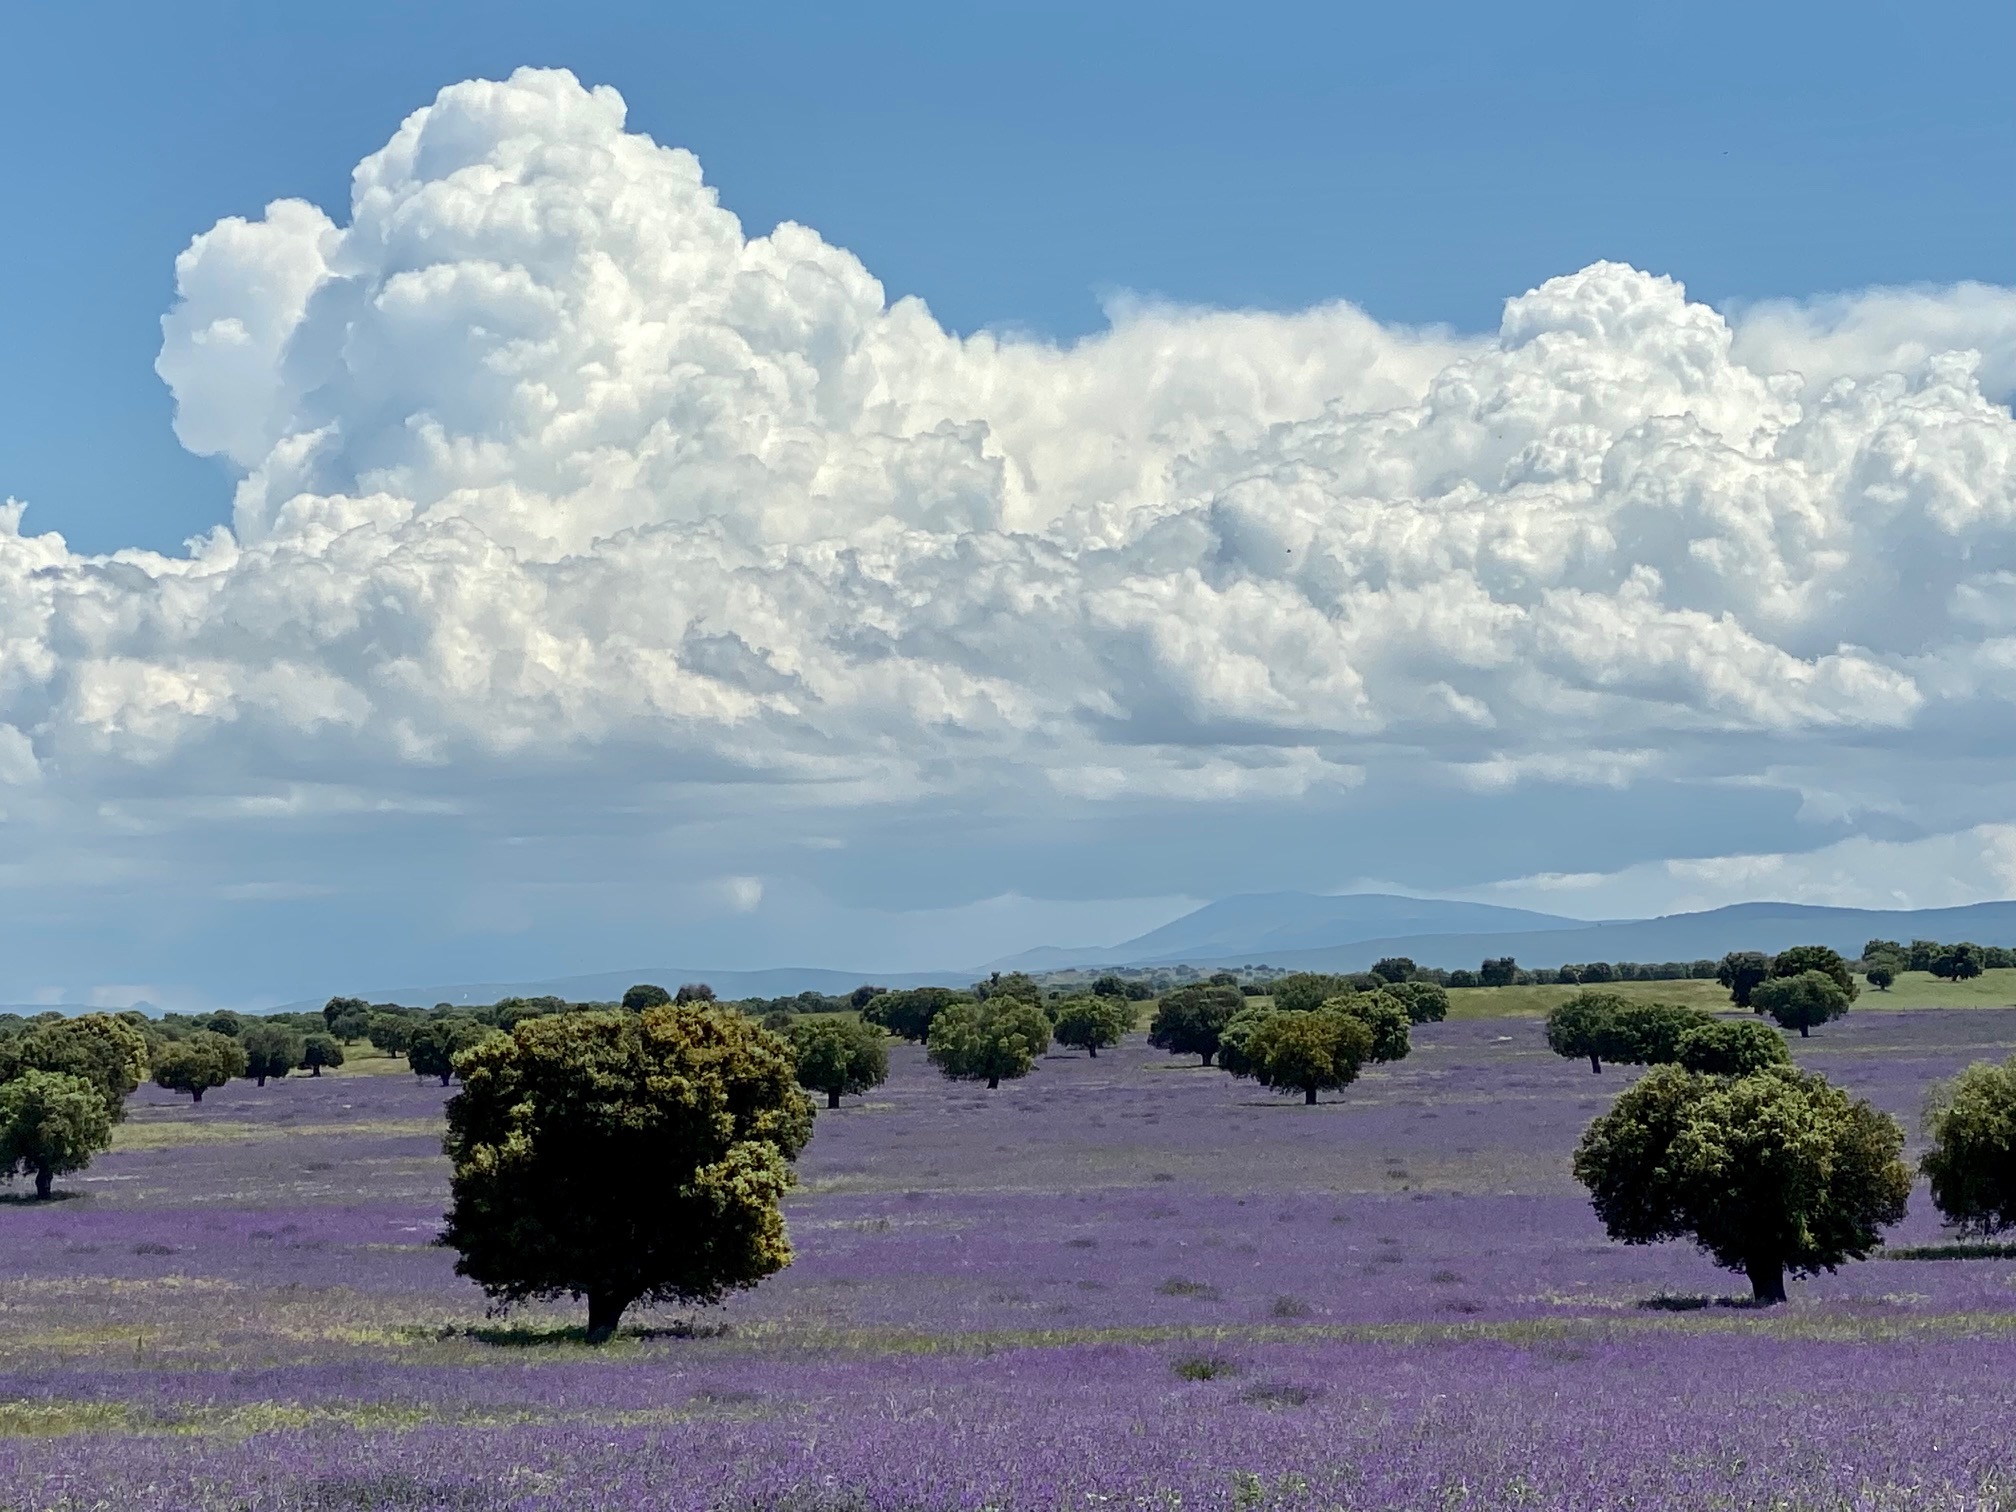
[151, 1031, 248, 1104]
[0, 1070, 114, 1199]
[1244, 1010, 1375, 1104]
[442, 1005, 814, 1340]
[1323, 993, 1410, 1063]
[0, 1014, 149, 1123]
[927, 1000, 1052, 1089]
[789, 1016, 888, 1108]
[1573, 1065, 1909, 1303]
[1921, 1056, 2016, 1236]
[1051, 996, 1132, 1058]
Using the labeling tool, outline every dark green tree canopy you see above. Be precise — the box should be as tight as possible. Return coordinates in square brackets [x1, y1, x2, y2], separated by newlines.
[1865, 964, 1896, 992]
[151, 1032, 247, 1104]
[300, 1034, 345, 1076]
[1603, 1002, 1714, 1066]
[1384, 980, 1449, 1024]
[1215, 1004, 1276, 1077]
[622, 984, 673, 1011]
[1323, 994, 1410, 1064]
[1269, 973, 1356, 1014]
[1770, 945, 1859, 1000]
[0, 1014, 149, 1124]
[1751, 970, 1851, 1037]
[674, 983, 716, 1005]
[1716, 952, 1773, 1008]
[240, 1024, 304, 1087]
[1673, 1019, 1791, 1077]
[1573, 1065, 1909, 1302]
[367, 1013, 416, 1058]
[788, 1017, 888, 1107]
[1369, 957, 1417, 985]
[1051, 997, 1131, 1058]
[407, 1019, 496, 1085]
[1546, 992, 1629, 1073]
[848, 984, 887, 1010]
[1240, 1010, 1373, 1104]
[974, 971, 1043, 1005]
[1920, 1056, 2016, 1236]
[442, 1005, 813, 1339]
[861, 987, 963, 1043]
[926, 1000, 1052, 1089]
[1931, 942, 1986, 983]
[1148, 985, 1243, 1065]
[0, 1070, 114, 1199]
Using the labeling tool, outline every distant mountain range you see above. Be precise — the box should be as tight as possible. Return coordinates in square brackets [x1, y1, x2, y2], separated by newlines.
[286, 892, 2016, 1009]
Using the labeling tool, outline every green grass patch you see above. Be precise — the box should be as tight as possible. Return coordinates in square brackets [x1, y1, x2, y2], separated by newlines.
[1441, 969, 2016, 1020]
[1879, 1240, 2016, 1261]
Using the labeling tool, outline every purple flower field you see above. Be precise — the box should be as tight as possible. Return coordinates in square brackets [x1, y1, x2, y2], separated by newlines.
[3, 1009, 2015, 1509]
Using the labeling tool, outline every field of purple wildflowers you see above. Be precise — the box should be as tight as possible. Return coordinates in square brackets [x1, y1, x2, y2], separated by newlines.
[2, 1008, 2015, 1510]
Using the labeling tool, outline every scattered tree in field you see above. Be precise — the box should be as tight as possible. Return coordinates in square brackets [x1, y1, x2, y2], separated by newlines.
[1908, 939, 1942, 972]
[788, 1017, 888, 1108]
[1863, 938, 1904, 966]
[300, 1034, 345, 1076]
[1603, 1002, 1714, 1066]
[622, 984, 673, 1011]
[0, 1071, 113, 1199]
[1325, 993, 1410, 1063]
[1751, 970, 1851, 1038]
[151, 1032, 247, 1104]
[1920, 1056, 2016, 1235]
[1385, 980, 1449, 1024]
[1091, 975, 1129, 1000]
[1672, 1019, 1791, 1077]
[848, 984, 887, 1010]
[927, 1000, 1052, 1089]
[1866, 964, 1895, 992]
[406, 1019, 495, 1086]
[1770, 945, 1859, 1000]
[367, 1013, 415, 1059]
[1051, 997, 1132, 1058]
[240, 1024, 304, 1087]
[1479, 957, 1519, 988]
[321, 997, 372, 1043]
[1547, 992, 1627, 1073]
[674, 983, 716, 1005]
[1931, 942, 1986, 983]
[1716, 952, 1773, 1008]
[442, 1005, 813, 1340]
[974, 972, 1043, 1005]
[861, 987, 961, 1043]
[1370, 957, 1417, 985]
[759, 1009, 795, 1034]
[1215, 1005, 1276, 1076]
[1269, 973, 1355, 1014]
[1148, 985, 1243, 1065]
[1241, 1010, 1374, 1104]
[0, 1014, 149, 1122]
[1575, 1065, 1909, 1303]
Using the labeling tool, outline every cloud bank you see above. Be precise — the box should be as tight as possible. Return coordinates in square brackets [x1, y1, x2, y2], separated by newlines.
[10, 66, 2016, 994]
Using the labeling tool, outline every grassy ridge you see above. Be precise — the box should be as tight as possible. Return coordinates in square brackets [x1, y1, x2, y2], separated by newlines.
[1445, 968, 2016, 1019]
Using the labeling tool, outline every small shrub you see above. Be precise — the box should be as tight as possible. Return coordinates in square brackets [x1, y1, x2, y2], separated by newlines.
[1267, 1294, 1311, 1318]
[1171, 1353, 1237, 1381]
[1157, 1277, 1221, 1299]
[1240, 1382, 1322, 1407]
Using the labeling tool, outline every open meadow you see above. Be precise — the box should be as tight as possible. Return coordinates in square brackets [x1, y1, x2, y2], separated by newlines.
[3, 1005, 2016, 1510]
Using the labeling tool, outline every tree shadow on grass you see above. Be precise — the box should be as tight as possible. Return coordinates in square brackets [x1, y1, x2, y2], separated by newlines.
[0, 1190, 84, 1206]
[433, 1319, 733, 1348]
[1636, 1292, 1768, 1312]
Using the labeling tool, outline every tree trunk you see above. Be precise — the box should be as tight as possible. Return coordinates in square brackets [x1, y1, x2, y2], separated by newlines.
[826, 1089, 841, 1109]
[191, 1088, 204, 1104]
[1304, 1087, 1318, 1105]
[585, 1288, 632, 1342]
[438, 1072, 452, 1086]
[1589, 1054, 1602, 1074]
[255, 1073, 267, 1087]
[310, 1066, 322, 1077]
[1087, 1045, 1097, 1057]
[1200, 1051, 1214, 1067]
[1746, 1258, 1787, 1305]
[987, 1074, 1000, 1090]
[1799, 1025, 1810, 1038]
[34, 1167, 52, 1200]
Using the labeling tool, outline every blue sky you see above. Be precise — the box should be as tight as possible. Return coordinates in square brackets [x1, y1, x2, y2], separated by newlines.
[6, 2, 2016, 1006]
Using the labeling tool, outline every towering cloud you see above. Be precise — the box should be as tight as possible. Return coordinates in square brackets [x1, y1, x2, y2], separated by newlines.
[7, 66, 2016, 927]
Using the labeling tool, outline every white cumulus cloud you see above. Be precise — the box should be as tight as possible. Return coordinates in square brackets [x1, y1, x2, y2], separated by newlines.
[3, 66, 2016, 947]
